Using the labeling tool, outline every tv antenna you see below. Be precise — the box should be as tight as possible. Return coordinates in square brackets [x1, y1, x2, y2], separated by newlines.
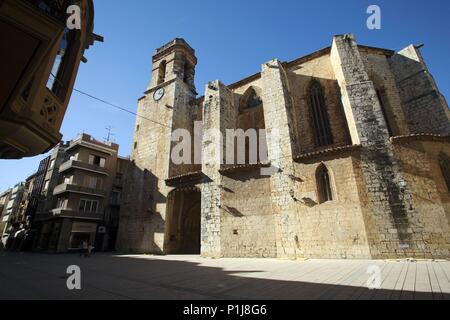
[104, 126, 115, 143]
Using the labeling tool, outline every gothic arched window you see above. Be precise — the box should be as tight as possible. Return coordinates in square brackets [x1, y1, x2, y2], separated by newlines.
[240, 87, 263, 112]
[236, 87, 265, 164]
[309, 80, 333, 147]
[316, 164, 333, 203]
[439, 154, 450, 193]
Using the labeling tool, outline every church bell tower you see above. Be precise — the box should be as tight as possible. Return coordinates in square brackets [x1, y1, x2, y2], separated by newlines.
[132, 38, 197, 166]
[119, 39, 197, 253]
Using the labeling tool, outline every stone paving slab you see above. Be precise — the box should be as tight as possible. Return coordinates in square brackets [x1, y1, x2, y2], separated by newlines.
[0, 253, 449, 300]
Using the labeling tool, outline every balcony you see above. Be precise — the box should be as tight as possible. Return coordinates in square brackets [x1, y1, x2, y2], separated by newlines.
[59, 160, 109, 176]
[53, 183, 107, 198]
[51, 208, 103, 221]
[0, 0, 98, 159]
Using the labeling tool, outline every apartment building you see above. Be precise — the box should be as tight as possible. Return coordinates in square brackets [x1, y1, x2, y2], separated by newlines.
[0, 174, 38, 251]
[25, 158, 50, 219]
[15, 174, 36, 227]
[0, 183, 25, 245]
[19, 156, 51, 250]
[0, 189, 11, 217]
[0, 188, 12, 246]
[105, 156, 129, 251]
[33, 134, 128, 253]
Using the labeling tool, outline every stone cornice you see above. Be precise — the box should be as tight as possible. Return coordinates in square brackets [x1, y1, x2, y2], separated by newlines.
[165, 170, 204, 187]
[390, 134, 450, 144]
[294, 145, 362, 163]
[152, 39, 197, 64]
[219, 163, 271, 175]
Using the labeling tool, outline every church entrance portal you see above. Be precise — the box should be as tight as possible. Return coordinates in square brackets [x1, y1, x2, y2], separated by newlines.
[165, 188, 201, 254]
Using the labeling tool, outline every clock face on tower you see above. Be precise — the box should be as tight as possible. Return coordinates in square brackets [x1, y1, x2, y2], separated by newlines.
[153, 87, 165, 101]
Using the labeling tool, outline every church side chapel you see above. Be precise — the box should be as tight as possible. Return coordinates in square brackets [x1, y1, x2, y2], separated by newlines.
[117, 34, 450, 260]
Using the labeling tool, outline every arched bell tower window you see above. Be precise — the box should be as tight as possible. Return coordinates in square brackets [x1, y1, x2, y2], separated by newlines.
[157, 60, 167, 85]
[183, 62, 194, 86]
[316, 164, 334, 203]
[309, 80, 333, 147]
[439, 154, 450, 193]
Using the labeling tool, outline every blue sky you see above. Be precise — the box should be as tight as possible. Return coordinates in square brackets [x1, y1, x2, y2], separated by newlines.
[1, 0, 450, 191]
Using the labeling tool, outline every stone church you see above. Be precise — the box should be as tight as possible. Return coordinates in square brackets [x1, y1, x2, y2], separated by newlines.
[117, 34, 450, 259]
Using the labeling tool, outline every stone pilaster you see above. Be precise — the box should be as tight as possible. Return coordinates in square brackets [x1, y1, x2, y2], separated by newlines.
[261, 59, 299, 258]
[169, 80, 198, 177]
[200, 80, 235, 257]
[331, 34, 419, 258]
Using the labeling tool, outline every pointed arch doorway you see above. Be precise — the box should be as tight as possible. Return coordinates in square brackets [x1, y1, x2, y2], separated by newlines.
[165, 187, 201, 254]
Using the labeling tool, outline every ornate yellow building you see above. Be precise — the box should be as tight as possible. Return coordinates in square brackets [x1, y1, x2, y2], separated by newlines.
[0, 0, 101, 159]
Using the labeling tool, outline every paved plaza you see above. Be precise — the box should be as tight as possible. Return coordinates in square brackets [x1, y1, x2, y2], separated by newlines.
[0, 253, 449, 300]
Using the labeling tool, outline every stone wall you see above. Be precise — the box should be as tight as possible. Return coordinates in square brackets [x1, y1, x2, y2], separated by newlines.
[117, 162, 161, 253]
[389, 45, 450, 135]
[392, 141, 450, 258]
[360, 50, 409, 136]
[220, 170, 276, 258]
[291, 156, 372, 259]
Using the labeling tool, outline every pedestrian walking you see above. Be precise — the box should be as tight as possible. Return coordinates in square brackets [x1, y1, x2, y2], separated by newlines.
[80, 240, 88, 257]
[87, 243, 94, 258]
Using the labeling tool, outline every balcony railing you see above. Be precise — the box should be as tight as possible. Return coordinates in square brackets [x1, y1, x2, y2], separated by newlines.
[51, 208, 103, 221]
[59, 160, 109, 176]
[53, 183, 107, 197]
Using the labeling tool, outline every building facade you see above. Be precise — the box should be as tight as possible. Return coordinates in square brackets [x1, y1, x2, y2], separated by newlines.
[33, 134, 128, 253]
[5, 173, 38, 250]
[17, 174, 37, 227]
[0, 183, 25, 245]
[23, 155, 51, 249]
[0, 188, 12, 246]
[118, 35, 450, 260]
[0, 0, 101, 159]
